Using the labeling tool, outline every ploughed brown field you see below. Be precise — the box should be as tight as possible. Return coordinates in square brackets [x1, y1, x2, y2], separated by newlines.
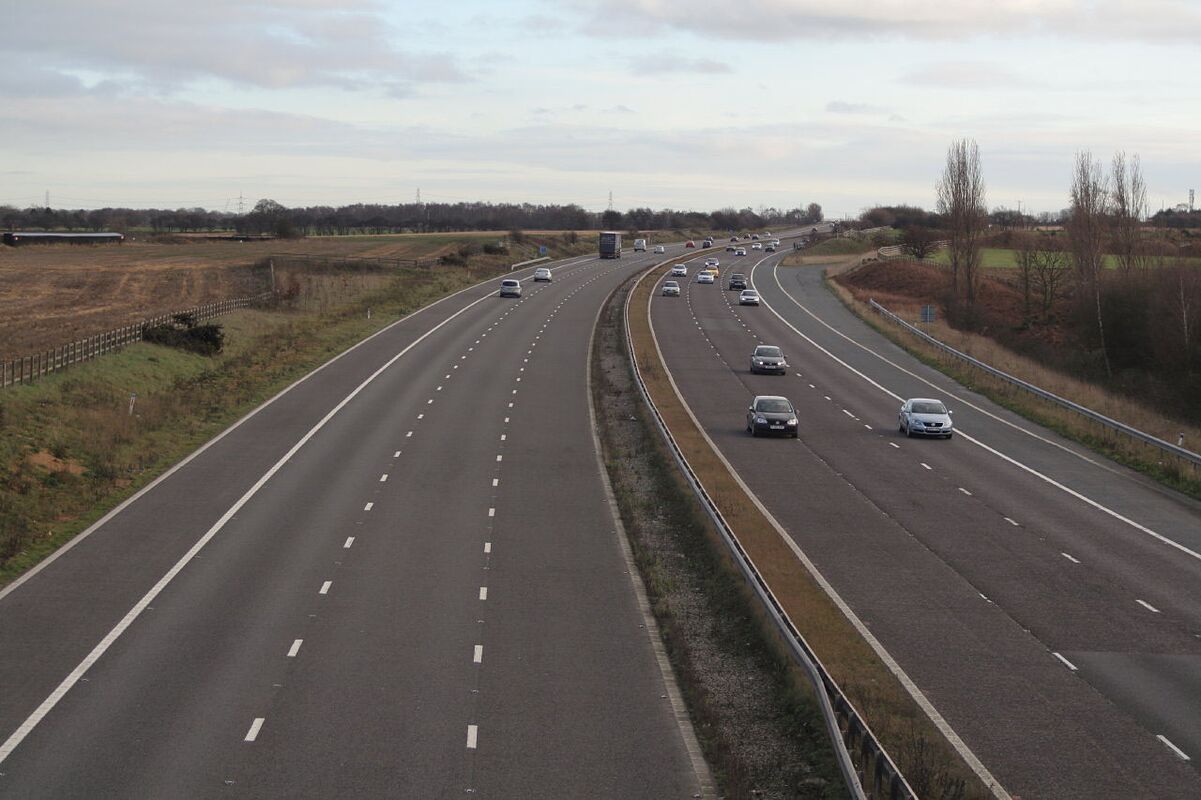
[0, 233, 532, 356]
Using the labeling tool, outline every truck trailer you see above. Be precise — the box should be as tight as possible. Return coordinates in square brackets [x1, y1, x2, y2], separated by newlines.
[599, 231, 622, 259]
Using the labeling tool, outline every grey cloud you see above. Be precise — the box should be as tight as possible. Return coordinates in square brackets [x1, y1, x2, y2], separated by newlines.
[568, 0, 1201, 44]
[629, 54, 732, 75]
[903, 61, 1032, 89]
[826, 101, 892, 115]
[3, 1, 468, 96]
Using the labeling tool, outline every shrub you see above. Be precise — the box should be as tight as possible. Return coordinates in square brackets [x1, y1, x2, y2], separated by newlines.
[142, 315, 224, 356]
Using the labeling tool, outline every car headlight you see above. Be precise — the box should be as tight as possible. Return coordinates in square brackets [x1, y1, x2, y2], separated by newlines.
[787, 418, 798, 426]
[755, 416, 767, 424]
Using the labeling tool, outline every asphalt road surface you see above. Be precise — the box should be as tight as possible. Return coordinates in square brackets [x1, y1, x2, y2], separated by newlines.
[648, 247, 1201, 799]
[0, 247, 709, 798]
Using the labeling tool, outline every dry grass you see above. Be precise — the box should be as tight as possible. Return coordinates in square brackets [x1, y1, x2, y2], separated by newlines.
[629, 265, 992, 799]
[826, 278, 1201, 492]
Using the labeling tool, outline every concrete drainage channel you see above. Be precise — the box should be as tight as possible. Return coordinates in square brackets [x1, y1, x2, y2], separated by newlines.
[619, 261, 928, 799]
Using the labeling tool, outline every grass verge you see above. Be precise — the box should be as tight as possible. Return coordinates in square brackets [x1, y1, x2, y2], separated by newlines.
[628, 262, 997, 800]
[592, 271, 843, 799]
[822, 274, 1201, 501]
[0, 260, 519, 583]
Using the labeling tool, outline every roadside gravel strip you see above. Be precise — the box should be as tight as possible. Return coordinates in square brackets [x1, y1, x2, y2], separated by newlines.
[627, 261, 1002, 800]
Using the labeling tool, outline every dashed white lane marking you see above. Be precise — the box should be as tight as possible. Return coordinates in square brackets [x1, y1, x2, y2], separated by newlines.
[1004, 517, 1020, 526]
[287, 639, 303, 658]
[427, 399, 434, 405]
[479, 587, 488, 600]
[504, 417, 509, 423]
[500, 434, 507, 441]
[319, 581, 332, 595]
[958, 487, 972, 496]
[824, 396, 831, 401]
[516, 377, 521, 383]
[343, 537, 355, 549]
[496, 455, 503, 462]
[1137, 599, 1162, 613]
[1053, 652, 1078, 671]
[436, 386, 443, 391]
[508, 402, 514, 408]
[473, 645, 483, 664]
[511, 389, 517, 395]
[889, 442, 900, 449]
[484, 542, 491, 553]
[406, 431, 413, 438]
[393, 451, 400, 458]
[380, 474, 388, 482]
[1061, 552, 1080, 564]
[809, 383, 815, 389]
[488, 508, 495, 518]
[444, 374, 450, 379]
[418, 413, 424, 420]
[363, 502, 374, 511]
[921, 463, 932, 470]
[492, 478, 499, 487]
[244, 718, 265, 742]
[1157, 734, 1191, 761]
[466, 725, 479, 750]
[864, 424, 873, 430]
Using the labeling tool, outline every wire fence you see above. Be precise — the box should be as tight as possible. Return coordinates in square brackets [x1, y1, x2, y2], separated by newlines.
[869, 299, 1201, 472]
[1, 291, 276, 389]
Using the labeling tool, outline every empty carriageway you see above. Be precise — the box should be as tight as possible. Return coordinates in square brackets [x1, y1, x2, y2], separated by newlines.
[0, 248, 709, 798]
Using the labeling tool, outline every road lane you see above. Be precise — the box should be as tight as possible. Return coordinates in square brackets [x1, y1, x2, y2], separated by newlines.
[648, 248, 1201, 798]
[0, 248, 706, 798]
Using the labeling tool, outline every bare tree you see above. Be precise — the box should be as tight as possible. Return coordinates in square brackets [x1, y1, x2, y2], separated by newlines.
[1015, 234, 1037, 324]
[1067, 150, 1112, 377]
[1110, 151, 1148, 274]
[936, 139, 988, 318]
[1032, 245, 1070, 319]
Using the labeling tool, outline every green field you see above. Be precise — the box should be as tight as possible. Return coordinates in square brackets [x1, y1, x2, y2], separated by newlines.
[931, 247, 1135, 270]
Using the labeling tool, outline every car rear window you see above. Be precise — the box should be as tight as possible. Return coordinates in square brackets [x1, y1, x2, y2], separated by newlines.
[756, 398, 792, 413]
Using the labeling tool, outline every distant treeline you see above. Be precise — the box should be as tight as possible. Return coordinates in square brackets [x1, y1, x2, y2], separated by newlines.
[0, 200, 824, 238]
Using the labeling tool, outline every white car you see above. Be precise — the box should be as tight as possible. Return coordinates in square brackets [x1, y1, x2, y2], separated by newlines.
[670, 264, 688, 277]
[751, 242, 763, 250]
[533, 267, 552, 282]
[654, 244, 666, 254]
[704, 257, 719, 267]
[734, 248, 747, 256]
[739, 289, 761, 306]
[499, 278, 522, 297]
[898, 398, 954, 439]
[764, 243, 777, 252]
[662, 280, 681, 297]
[697, 272, 715, 284]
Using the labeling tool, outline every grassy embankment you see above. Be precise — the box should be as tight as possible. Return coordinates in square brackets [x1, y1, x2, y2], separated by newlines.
[821, 272, 1201, 499]
[627, 262, 996, 800]
[0, 233, 593, 583]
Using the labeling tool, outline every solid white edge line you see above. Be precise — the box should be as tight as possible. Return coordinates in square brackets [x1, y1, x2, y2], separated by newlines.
[645, 262, 1010, 800]
[0, 282, 506, 767]
[245, 717, 265, 742]
[1053, 652, 1079, 671]
[761, 258, 1201, 566]
[1157, 734, 1191, 761]
[588, 272, 716, 798]
[0, 252, 592, 608]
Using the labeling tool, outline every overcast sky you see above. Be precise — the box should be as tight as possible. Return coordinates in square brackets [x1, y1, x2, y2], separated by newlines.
[3, 0, 1198, 217]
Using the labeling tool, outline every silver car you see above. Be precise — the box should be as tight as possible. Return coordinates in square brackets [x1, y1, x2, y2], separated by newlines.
[533, 267, 552, 282]
[749, 345, 786, 374]
[739, 289, 760, 306]
[898, 398, 954, 439]
[499, 278, 522, 297]
[671, 264, 688, 277]
[662, 280, 681, 296]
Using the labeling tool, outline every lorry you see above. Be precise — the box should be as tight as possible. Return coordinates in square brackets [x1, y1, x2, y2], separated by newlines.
[633, 238, 647, 252]
[599, 231, 622, 259]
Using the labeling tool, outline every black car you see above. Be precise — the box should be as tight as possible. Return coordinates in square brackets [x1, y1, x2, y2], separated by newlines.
[749, 345, 786, 374]
[728, 273, 747, 291]
[746, 395, 799, 438]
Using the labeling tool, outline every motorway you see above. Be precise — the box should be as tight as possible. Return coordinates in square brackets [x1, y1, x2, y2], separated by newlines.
[0, 247, 710, 797]
[647, 244, 1201, 798]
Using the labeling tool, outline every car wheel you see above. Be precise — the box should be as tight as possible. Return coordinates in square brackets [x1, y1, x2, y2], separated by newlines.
[750, 427, 758, 437]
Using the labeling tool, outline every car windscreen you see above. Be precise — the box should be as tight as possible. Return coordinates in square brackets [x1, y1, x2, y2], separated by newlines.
[912, 401, 947, 415]
[755, 347, 781, 357]
[755, 399, 792, 413]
